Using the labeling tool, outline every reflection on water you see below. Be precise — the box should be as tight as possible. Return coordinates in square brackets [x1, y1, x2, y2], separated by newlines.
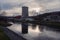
[7, 24, 60, 40]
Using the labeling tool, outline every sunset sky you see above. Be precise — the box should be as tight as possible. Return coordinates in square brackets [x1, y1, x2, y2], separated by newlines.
[0, 0, 60, 15]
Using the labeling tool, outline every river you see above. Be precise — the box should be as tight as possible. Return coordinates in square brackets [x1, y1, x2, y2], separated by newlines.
[7, 23, 60, 40]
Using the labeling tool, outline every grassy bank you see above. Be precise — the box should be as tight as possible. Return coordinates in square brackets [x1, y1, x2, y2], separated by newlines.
[0, 27, 10, 40]
[0, 21, 12, 27]
[40, 21, 60, 29]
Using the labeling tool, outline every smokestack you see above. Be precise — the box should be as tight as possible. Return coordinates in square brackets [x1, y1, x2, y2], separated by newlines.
[22, 6, 28, 34]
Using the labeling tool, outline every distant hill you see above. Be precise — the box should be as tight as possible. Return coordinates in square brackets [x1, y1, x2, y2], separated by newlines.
[32, 11, 60, 21]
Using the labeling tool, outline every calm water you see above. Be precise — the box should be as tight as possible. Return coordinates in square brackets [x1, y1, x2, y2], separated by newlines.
[7, 23, 60, 40]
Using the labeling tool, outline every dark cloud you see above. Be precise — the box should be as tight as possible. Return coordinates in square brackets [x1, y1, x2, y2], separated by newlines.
[0, 0, 60, 12]
[35, 0, 60, 9]
[35, 0, 54, 3]
[0, 3, 20, 10]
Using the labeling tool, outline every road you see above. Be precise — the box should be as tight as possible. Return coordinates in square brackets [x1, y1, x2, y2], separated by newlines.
[2, 27, 26, 40]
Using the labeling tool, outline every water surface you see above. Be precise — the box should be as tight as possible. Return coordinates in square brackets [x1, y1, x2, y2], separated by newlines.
[7, 24, 60, 40]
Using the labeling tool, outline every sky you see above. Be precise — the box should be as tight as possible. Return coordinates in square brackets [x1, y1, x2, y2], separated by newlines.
[0, 0, 60, 15]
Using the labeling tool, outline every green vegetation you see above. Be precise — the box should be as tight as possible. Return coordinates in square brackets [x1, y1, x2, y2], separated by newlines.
[42, 21, 60, 26]
[0, 21, 12, 27]
[0, 27, 10, 40]
[40, 20, 60, 29]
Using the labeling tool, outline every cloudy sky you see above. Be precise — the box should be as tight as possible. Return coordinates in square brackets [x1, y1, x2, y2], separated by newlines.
[0, 0, 60, 15]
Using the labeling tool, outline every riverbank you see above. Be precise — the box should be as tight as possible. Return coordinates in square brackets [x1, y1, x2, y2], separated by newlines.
[40, 21, 60, 30]
[0, 21, 12, 27]
[0, 27, 10, 40]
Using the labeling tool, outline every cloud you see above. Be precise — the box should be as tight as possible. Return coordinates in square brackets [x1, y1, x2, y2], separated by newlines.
[35, 0, 60, 10]
[0, 0, 42, 10]
[0, 0, 60, 13]
[5, 7, 21, 14]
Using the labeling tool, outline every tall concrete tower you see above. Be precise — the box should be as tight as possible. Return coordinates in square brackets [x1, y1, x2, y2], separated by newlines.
[22, 6, 28, 18]
[22, 6, 28, 34]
